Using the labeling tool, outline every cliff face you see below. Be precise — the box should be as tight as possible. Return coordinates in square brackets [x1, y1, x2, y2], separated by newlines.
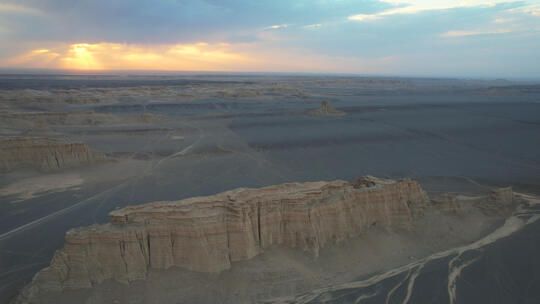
[20, 177, 429, 295]
[0, 137, 107, 172]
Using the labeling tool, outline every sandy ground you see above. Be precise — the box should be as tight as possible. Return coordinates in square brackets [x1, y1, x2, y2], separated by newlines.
[0, 174, 83, 203]
[32, 199, 510, 304]
[1, 75, 539, 303]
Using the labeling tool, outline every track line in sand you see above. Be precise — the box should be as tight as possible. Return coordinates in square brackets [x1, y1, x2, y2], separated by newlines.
[354, 290, 379, 303]
[447, 254, 481, 304]
[0, 263, 48, 280]
[152, 124, 204, 169]
[0, 122, 205, 242]
[0, 181, 130, 242]
[89, 127, 186, 221]
[402, 263, 425, 304]
[385, 269, 411, 304]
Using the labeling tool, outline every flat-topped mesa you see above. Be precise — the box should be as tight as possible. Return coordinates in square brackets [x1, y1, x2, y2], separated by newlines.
[0, 137, 107, 172]
[21, 177, 429, 295]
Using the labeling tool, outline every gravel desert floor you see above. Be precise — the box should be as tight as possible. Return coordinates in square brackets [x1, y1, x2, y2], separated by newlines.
[1, 74, 539, 303]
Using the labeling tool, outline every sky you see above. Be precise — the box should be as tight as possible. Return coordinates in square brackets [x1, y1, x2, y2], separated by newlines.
[0, 0, 539, 78]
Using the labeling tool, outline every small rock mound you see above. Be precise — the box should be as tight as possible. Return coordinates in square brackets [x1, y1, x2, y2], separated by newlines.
[487, 187, 513, 205]
[431, 193, 461, 213]
[309, 100, 345, 117]
[352, 175, 393, 189]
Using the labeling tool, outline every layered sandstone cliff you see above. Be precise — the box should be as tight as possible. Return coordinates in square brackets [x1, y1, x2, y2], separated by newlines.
[18, 176, 429, 297]
[0, 137, 108, 172]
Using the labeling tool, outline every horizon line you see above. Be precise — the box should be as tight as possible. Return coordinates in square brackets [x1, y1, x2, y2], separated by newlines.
[1, 68, 539, 82]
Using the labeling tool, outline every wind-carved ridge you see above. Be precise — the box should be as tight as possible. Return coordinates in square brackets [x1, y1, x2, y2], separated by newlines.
[17, 176, 432, 295]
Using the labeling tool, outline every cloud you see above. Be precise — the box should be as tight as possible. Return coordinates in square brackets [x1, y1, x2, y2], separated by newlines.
[377, 0, 498, 15]
[0, 3, 41, 15]
[441, 29, 512, 37]
[493, 18, 515, 23]
[348, 14, 380, 22]
[522, 4, 540, 17]
[264, 24, 290, 30]
[0, 42, 250, 71]
[0, 0, 390, 44]
[0, 48, 60, 68]
[349, 0, 522, 21]
[0, 40, 409, 74]
[0, 0, 539, 77]
[303, 24, 323, 30]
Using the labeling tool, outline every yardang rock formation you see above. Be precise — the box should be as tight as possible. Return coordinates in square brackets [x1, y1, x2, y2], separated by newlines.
[309, 100, 346, 116]
[15, 176, 517, 303]
[0, 137, 107, 172]
[18, 176, 429, 298]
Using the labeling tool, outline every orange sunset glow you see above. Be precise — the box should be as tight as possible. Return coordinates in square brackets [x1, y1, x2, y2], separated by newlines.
[1, 1, 540, 303]
[0, 42, 251, 71]
[0, 0, 539, 76]
[0, 42, 388, 74]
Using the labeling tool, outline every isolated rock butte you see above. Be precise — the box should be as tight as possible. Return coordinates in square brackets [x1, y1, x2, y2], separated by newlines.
[18, 176, 429, 297]
[0, 137, 107, 172]
[309, 100, 346, 116]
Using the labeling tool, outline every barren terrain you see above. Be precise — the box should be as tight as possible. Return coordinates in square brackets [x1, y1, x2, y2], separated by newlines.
[1, 74, 539, 303]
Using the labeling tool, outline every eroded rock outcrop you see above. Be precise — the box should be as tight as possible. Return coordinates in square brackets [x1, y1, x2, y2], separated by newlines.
[309, 100, 346, 117]
[487, 187, 513, 205]
[17, 177, 428, 299]
[430, 187, 515, 215]
[431, 193, 461, 213]
[0, 83, 309, 107]
[0, 110, 165, 127]
[476, 187, 515, 215]
[0, 137, 108, 172]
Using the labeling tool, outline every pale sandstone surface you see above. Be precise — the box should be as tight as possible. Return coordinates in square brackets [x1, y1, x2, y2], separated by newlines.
[488, 187, 513, 205]
[0, 77, 432, 107]
[13, 180, 517, 304]
[0, 137, 108, 172]
[0, 110, 166, 137]
[0, 83, 309, 106]
[0, 77, 520, 108]
[0, 173, 83, 202]
[14, 177, 429, 300]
